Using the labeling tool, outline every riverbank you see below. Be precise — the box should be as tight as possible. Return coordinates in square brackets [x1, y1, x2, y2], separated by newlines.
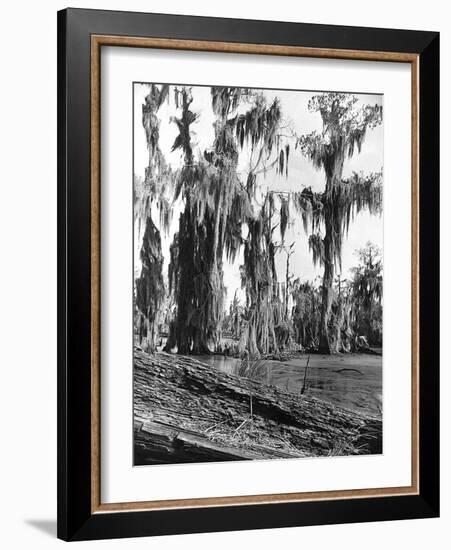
[134, 349, 382, 465]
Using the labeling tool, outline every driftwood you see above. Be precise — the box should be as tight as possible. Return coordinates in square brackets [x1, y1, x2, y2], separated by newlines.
[335, 368, 364, 375]
[134, 349, 382, 465]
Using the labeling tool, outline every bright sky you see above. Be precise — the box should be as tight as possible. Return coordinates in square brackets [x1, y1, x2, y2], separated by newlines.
[133, 83, 383, 307]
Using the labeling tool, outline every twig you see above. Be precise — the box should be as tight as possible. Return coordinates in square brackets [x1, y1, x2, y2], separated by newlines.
[204, 419, 229, 434]
[234, 418, 249, 434]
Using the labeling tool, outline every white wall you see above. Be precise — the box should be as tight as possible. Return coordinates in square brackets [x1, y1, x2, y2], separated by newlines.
[0, 0, 448, 547]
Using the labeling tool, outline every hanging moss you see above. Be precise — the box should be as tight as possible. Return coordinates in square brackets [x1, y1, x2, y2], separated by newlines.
[135, 218, 165, 353]
[167, 87, 285, 356]
[308, 233, 325, 267]
[165, 89, 221, 353]
[135, 85, 171, 352]
[291, 280, 322, 350]
[350, 243, 383, 346]
[279, 196, 289, 242]
[297, 93, 383, 353]
[239, 194, 283, 357]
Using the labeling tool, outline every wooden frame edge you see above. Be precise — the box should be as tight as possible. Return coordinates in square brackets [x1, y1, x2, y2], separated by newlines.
[91, 34, 418, 62]
[91, 35, 101, 513]
[411, 55, 420, 496]
[90, 34, 420, 515]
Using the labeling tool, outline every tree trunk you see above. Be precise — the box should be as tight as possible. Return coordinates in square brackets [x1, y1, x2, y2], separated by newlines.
[319, 218, 334, 354]
[318, 152, 344, 354]
[173, 207, 196, 354]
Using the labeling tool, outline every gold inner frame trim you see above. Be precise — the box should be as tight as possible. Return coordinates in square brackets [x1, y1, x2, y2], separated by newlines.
[90, 34, 420, 514]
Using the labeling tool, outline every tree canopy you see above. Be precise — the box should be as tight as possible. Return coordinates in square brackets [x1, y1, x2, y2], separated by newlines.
[134, 86, 383, 357]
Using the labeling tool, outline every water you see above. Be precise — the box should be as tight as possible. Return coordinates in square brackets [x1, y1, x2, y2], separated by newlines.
[192, 353, 382, 417]
[192, 355, 241, 375]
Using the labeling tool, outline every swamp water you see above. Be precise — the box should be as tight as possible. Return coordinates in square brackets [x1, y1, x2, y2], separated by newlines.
[192, 353, 382, 417]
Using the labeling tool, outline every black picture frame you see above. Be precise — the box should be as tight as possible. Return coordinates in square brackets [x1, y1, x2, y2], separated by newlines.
[57, 7, 439, 541]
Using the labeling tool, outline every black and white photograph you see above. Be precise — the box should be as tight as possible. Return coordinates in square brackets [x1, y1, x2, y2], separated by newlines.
[0, 1, 444, 545]
[133, 83, 384, 465]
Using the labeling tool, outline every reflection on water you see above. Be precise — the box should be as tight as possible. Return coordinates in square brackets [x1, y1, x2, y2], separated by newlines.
[192, 353, 382, 417]
[192, 355, 241, 375]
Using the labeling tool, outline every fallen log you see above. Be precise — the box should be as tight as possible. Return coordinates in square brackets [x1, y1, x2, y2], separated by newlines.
[134, 349, 382, 465]
[134, 419, 298, 464]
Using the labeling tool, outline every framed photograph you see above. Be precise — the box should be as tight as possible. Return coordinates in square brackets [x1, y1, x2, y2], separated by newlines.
[57, 8, 439, 541]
